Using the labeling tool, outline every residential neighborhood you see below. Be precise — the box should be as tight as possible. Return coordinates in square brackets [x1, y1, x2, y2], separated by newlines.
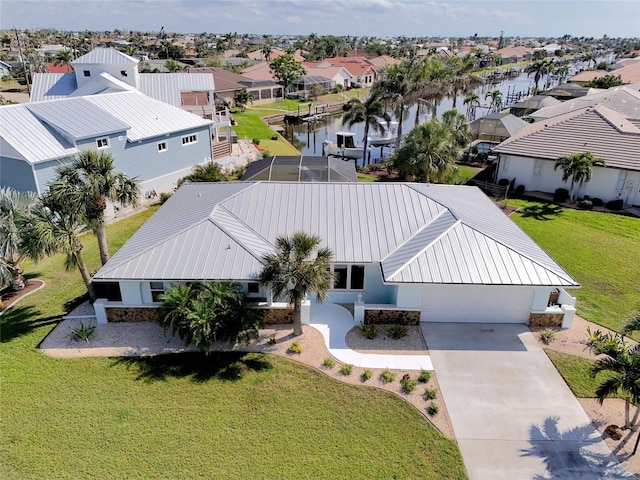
[1, 2, 640, 479]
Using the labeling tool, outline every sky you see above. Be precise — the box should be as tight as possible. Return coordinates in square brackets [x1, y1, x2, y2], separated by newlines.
[1, 0, 639, 39]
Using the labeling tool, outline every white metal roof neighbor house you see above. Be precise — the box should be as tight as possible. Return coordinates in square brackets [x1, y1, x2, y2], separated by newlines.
[492, 105, 640, 206]
[92, 182, 579, 327]
[0, 91, 214, 196]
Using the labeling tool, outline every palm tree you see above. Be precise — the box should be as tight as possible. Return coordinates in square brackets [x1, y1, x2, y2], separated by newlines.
[342, 95, 391, 166]
[164, 58, 181, 72]
[485, 89, 503, 112]
[463, 92, 481, 118]
[526, 58, 553, 91]
[48, 150, 140, 266]
[584, 51, 596, 68]
[391, 119, 459, 183]
[54, 49, 73, 73]
[554, 151, 604, 203]
[177, 162, 228, 186]
[0, 188, 38, 290]
[258, 232, 334, 336]
[445, 55, 482, 110]
[20, 194, 96, 301]
[233, 90, 253, 112]
[441, 109, 472, 148]
[158, 281, 260, 351]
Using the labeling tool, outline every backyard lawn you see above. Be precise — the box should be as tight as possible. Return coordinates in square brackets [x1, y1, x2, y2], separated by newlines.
[0, 207, 466, 479]
[510, 200, 640, 332]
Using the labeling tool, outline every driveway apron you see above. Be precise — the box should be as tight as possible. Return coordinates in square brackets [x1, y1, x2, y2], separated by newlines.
[422, 323, 631, 480]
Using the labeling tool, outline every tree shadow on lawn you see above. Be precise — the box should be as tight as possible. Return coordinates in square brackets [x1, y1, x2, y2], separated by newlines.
[112, 351, 274, 383]
[0, 305, 61, 344]
[520, 203, 564, 221]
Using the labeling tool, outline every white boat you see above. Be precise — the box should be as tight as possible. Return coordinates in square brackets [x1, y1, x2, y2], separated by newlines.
[368, 121, 398, 147]
[322, 132, 365, 160]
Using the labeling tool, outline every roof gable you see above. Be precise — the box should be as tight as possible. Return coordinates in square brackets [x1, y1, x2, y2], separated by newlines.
[72, 48, 139, 65]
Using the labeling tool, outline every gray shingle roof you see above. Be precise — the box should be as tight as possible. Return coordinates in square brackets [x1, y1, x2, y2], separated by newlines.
[94, 182, 578, 287]
[492, 105, 640, 171]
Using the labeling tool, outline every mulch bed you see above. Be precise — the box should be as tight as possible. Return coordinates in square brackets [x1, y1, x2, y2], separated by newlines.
[1, 280, 44, 312]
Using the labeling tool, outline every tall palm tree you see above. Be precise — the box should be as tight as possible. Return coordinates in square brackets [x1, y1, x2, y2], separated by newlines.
[158, 281, 260, 350]
[53, 49, 73, 73]
[48, 150, 140, 266]
[342, 95, 391, 166]
[441, 109, 472, 148]
[584, 51, 596, 68]
[258, 232, 334, 336]
[20, 194, 96, 301]
[445, 55, 483, 110]
[392, 119, 459, 183]
[526, 58, 553, 92]
[485, 89, 503, 112]
[0, 187, 38, 290]
[554, 151, 604, 203]
[463, 92, 481, 119]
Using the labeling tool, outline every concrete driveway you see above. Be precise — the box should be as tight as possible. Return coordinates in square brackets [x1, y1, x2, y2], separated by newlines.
[422, 323, 632, 480]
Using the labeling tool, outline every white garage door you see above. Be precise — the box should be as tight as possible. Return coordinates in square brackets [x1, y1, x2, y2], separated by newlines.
[421, 285, 534, 323]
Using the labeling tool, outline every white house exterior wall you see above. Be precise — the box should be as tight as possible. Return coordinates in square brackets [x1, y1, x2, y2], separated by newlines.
[75, 63, 139, 89]
[497, 154, 639, 204]
[324, 263, 393, 304]
[421, 284, 535, 323]
[120, 281, 143, 304]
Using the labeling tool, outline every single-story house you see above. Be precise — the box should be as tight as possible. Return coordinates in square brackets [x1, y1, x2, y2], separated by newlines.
[529, 86, 640, 122]
[569, 58, 640, 86]
[494, 46, 534, 64]
[492, 105, 640, 206]
[92, 182, 579, 327]
[0, 90, 214, 202]
[241, 156, 357, 182]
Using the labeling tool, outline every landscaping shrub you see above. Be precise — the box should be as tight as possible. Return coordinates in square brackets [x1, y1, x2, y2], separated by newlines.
[385, 324, 408, 340]
[288, 341, 303, 354]
[554, 188, 569, 203]
[159, 192, 172, 204]
[540, 328, 556, 345]
[427, 402, 439, 416]
[358, 323, 378, 339]
[606, 199, 623, 211]
[400, 374, 417, 393]
[514, 184, 526, 197]
[71, 321, 95, 342]
[497, 178, 510, 187]
[423, 388, 438, 400]
[322, 358, 336, 368]
[360, 369, 373, 382]
[267, 334, 277, 345]
[339, 363, 353, 376]
[270, 134, 279, 140]
[380, 369, 396, 383]
[418, 369, 431, 383]
[591, 197, 603, 207]
[252, 138, 260, 145]
[578, 199, 593, 210]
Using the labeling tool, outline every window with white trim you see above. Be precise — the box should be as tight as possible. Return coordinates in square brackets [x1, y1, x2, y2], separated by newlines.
[96, 137, 109, 149]
[181, 134, 198, 146]
[330, 264, 365, 290]
[533, 159, 543, 176]
[157, 141, 168, 153]
[150, 282, 165, 302]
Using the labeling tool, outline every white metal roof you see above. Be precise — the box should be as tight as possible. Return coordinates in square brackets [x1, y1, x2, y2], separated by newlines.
[1, 91, 212, 164]
[72, 48, 139, 65]
[138, 73, 214, 107]
[30, 73, 77, 102]
[94, 182, 578, 287]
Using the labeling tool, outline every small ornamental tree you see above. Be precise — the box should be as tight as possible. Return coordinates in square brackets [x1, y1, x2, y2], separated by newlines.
[158, 281, 261, 351]
[269, 54, 306, 94]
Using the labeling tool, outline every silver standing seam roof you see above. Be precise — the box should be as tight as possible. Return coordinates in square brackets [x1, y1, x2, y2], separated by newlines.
[94, 182, 578, 287]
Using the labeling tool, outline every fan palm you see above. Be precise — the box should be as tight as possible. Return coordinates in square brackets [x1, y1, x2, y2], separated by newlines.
[342, 95, 391, 166]
[392, 119, 459, 183]
[258, 232, 334, 336]
[48, 150, 140, 266]
[554, 151, 604, 203]
[0, 187, 38, 290]
[158, 281, 260, 350]
[441, 109, 471, 148]
[20, 194, 96, 300]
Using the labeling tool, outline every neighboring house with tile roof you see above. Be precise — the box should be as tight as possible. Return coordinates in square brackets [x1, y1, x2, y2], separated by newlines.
[569, 58, 640, 86]
[492, 105, 640, 206]
[92, 182, 579, 326]
[313, 56, 378, 87]
[494, 46, 534, 64]
[0, 91, 215, 202]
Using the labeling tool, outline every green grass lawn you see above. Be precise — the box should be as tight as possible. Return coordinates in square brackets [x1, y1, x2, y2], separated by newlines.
[1, 208, 466, 479]
[511, 200, 640, 332]
[545, 350, 618, 399]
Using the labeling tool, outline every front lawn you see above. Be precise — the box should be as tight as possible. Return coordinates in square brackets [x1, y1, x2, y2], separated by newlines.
[511, 200, 640, 332]
[545, 350, 604, 398]
[1, 208, 466, 479]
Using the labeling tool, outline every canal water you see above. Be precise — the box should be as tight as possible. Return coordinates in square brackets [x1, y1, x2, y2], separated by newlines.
[280, 58, 599, 163]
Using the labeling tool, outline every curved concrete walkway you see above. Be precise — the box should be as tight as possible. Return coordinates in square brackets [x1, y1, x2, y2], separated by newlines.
[309, 303, 433, 370]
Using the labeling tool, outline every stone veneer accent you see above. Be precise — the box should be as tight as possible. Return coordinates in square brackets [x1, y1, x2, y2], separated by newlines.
[364, 309, 420, 325]
[107, 307, 160, 323]
[528, 312, 563, 327]
[256, 308, 294, 325]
